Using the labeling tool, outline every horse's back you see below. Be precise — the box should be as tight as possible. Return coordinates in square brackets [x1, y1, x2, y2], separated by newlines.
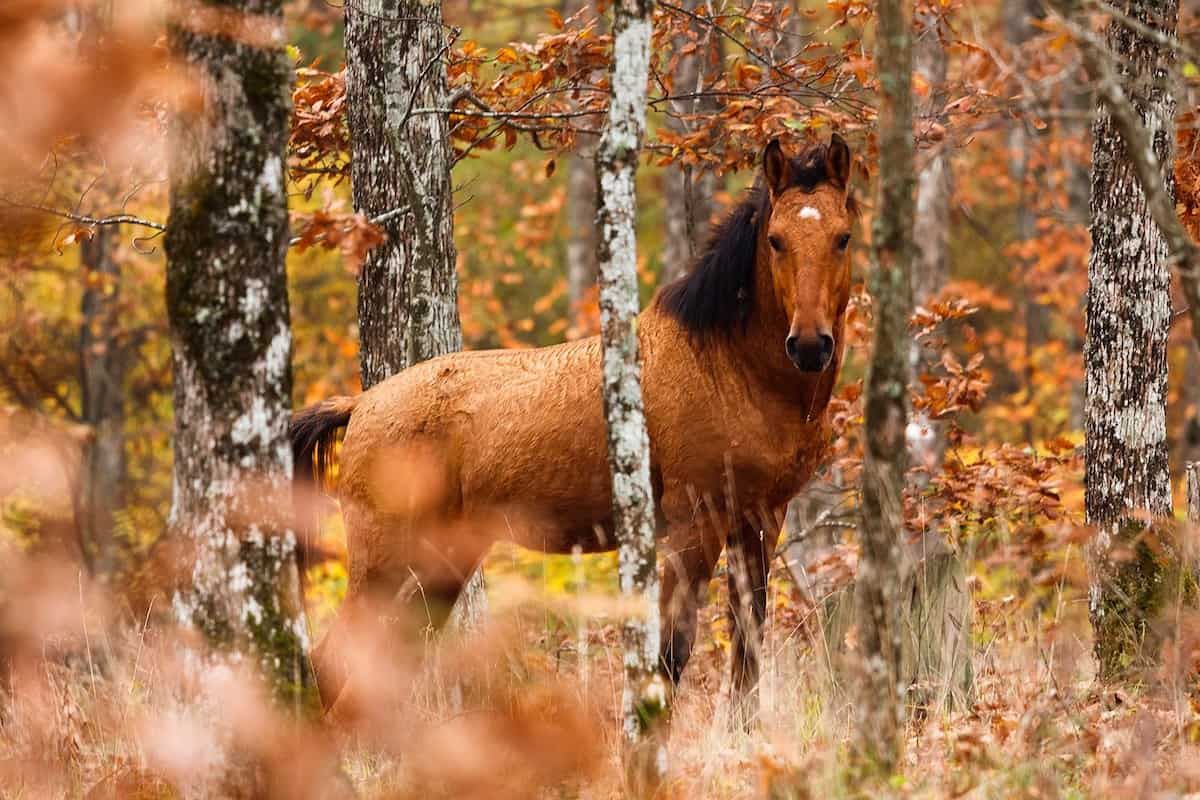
[337, 339, 615, 552]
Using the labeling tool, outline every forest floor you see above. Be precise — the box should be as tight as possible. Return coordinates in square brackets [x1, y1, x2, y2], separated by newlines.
[2, 551, 1200, 799]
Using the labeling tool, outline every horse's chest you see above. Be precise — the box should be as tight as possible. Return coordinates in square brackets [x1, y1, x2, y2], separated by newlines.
[711, 410, 823, 501]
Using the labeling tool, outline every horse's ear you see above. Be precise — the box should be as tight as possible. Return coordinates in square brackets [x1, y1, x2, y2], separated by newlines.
[826, 133, 851, 189]
[763, 139, 790, 197]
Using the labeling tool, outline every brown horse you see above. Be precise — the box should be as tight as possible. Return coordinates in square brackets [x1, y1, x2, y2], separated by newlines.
[292, 135, 856, 716]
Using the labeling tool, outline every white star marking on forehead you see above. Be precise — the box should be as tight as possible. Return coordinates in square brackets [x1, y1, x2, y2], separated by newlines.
[799, 206, 822, 221]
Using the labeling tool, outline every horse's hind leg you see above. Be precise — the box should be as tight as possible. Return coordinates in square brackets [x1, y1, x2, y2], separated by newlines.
[314, 503, 477, 718]
[726, 513, 783, 726]
[658, 523, 722, 688]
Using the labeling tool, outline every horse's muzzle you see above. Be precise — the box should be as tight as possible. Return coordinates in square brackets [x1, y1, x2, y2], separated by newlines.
[785, 333, 835, 373]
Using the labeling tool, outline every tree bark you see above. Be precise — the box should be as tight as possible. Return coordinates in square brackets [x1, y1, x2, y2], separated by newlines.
[853, 0, 914, 772]
[79, 224, 127, 578]
[1079, 0, 1179, 682]
[660, 0, 720, 285]
[165, 0, 312, 704]
[595, 0, 663, 776]
[344, 0, 486, 635]
[564, 0, 600, 330]
[346, 0, 462, 389]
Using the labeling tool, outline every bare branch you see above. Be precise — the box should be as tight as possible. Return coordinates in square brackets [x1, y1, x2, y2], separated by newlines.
[0, 196, 166, 232]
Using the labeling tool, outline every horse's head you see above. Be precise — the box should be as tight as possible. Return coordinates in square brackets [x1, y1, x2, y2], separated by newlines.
[760, 135, 855, 373]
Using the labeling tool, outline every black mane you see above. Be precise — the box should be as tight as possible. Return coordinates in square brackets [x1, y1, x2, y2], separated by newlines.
[655, 143, 841, 338]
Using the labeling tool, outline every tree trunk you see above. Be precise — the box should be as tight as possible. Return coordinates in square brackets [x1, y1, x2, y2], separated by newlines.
[74, 1, 127, 580]
[79, 224, 127, 578]
[564, 0, 600, 330]
[1083, 0, 1178, 682]
[1006, 0, 1050, 444]
[346, 0, 462, 389]
[343, 0, 487, 639]
[1188, 462, 1199, 525]
[899, 9, 972, 715]
[165, 0, 312, 704]
[910, 8, 950, 480]
[595, 0, 663, 778]
[853, 0, 914, 772]
[660, 0, 720, 285]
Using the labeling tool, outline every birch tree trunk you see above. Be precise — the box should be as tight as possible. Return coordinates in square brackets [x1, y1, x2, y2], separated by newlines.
[564, 0, 599, 329]
[343, 0, 487, 630]
[595, 0, 663, 775]
[852, 0, 914, 771]
[1083, 0, 1178, 682]
[165, 0, 312, 703]
[660, 0, 719, 284]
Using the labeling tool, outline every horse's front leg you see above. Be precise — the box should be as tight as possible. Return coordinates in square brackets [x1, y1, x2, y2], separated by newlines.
[726, 512, 784, 726]
[657, 522, 723, 691]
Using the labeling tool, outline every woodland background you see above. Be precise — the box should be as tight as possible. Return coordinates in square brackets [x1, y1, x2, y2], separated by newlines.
[1, 0, 1200, 797]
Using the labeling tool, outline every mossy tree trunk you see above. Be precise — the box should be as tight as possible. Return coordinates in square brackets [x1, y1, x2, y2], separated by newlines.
[1082, 0, 1179, 683]
[852, 0, 914, 773]
[595, 0, 664, 781]
[165, 0, 312, 705]
[343, 0, 487, 630]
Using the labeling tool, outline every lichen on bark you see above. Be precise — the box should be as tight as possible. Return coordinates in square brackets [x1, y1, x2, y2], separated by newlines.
[594, 0, 661, 764]
[1083, 0, 1179, 683]
[165, 0, 314, 708]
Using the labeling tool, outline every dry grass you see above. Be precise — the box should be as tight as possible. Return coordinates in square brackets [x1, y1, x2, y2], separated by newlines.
[4, 534, 1200, 800]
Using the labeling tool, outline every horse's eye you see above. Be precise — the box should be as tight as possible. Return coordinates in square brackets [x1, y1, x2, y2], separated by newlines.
[835, 232, 851, 252]
[768, 234, 784, 253]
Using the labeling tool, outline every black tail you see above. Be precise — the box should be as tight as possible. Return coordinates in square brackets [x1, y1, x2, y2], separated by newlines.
[290, 396, 356, 571]
[290, 396, 356, 494]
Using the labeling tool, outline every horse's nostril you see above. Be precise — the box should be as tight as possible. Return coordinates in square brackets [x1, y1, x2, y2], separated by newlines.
[785, 335, 801, 362]
[786, 332, 835, 372]
[818, 333, 835, 362]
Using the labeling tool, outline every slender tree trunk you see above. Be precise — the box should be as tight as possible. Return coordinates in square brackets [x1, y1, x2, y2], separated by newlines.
[660, 0, 720, 284]
[853, 0, 914, 772]
[343, 0, 487, 638]
[1188, 462, 1199, 525]
[74, 0, 127, 579]
[165, 0, 312, 704]
[595, 0, 663, 778]
[902, 9, 972, 715]
[1007, 0, 1054, 444]
[910, 9, 950, 479]
[1083, 0, 1178, 682]
[564, 0, 600, 330]
[79, 225, 127, 578]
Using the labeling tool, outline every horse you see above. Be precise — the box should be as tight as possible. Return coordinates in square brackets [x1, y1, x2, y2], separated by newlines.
[291, 135, 857, 719]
